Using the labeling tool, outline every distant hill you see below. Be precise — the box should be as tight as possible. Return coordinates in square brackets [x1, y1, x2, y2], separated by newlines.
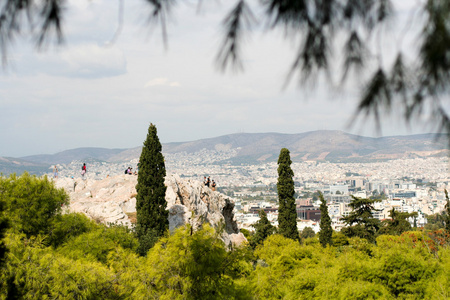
[21, 147, 127, 165]
[0, 157, 51, 175]
[162, 131, 449, 163]
[1, 131, 448, 175]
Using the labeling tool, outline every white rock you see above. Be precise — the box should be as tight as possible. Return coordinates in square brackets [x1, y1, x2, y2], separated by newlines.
[58, 174, 247, 246]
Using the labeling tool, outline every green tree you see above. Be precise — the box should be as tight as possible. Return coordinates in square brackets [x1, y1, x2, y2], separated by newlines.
[0, 199, 8, 267]
[251, 209, 276, 248]
[47, 213, 98, 249]
[379, 208, 418, 236]
[318, 192, 333, 247]
[341, 196, 381, 243]
[425, 212, 446, 230]
[300, 227, 315, 240]
[2, 235, 121, 299]
[443, 189, 450, 233]
[312, 191, 321, 201]
[1, 1, 448, 136]
[144, 224, 252, 299]
[0, 173, 68, 237]
[57, 224, 138, 264]
[277, 148, 299, 241]
[135, 123, 168, 256]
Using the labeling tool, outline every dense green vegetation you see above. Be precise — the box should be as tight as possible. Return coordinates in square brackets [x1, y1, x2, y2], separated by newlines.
[2, 173, 450, 299]
[136, 123, 168, 256]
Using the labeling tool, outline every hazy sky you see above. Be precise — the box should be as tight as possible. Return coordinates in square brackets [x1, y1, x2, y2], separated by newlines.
[0, 0, 441, 157]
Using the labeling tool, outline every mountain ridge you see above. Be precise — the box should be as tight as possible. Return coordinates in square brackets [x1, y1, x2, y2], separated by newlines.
[1, 130, 448, 175]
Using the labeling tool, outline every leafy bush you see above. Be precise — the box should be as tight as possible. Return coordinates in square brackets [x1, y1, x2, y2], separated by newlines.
[0, 173, 68, 237]
[144, 224, 253, 299]
[57, 224, 138, 264]
[47, 213, 98, 248]
[1, 234, 119, 299]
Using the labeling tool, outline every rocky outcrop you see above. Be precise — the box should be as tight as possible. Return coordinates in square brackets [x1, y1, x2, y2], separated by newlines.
[54, 174, 246, 247]
[165, 175, 244, 247]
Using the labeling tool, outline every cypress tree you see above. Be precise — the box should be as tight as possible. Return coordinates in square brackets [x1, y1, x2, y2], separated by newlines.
[443, 190, 450, 233]
[318, 192, 333, 247]
[277, 148, 299, 241]
[136, 123, 168, 256]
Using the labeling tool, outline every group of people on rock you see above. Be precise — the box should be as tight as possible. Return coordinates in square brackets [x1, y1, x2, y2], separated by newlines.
[124, 167, 137, 175]
[203, 176, 217, 191]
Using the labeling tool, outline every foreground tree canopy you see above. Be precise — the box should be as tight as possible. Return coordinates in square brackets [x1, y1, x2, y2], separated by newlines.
[2, 174, 450, 298]
[1, 0, 448, 136]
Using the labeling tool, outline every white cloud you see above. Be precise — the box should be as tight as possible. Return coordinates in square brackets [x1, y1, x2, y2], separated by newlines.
[145, 77, 180, 87]
[43, 44, 127, 78]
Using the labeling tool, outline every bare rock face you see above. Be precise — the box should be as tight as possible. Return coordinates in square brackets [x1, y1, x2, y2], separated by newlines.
[55, 175, 137, 227]
[165, 175, 244, 247]
[55, 174, 246, 247]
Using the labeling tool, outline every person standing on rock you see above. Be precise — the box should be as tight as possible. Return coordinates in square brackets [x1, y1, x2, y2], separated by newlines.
[72, 176, 77, 191]
[211, 180, 216, 191]
[53, 166, 58, 179]
[206, 176, 211, 187]
[81, 163, 87, 179]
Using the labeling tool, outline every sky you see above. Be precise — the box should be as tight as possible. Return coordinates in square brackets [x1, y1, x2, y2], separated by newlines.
[0, 0, 443, 157]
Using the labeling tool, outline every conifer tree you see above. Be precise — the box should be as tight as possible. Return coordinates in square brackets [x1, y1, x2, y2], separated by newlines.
[443, 190, 450, 233]
[277, 148, 299, 241]
[341, 195, 381, 243]
[136, 123, 168, 256]
[251, 209, 275, 248]
[318, 192, 333, 247]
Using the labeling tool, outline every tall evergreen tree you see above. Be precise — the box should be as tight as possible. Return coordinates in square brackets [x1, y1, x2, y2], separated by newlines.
[318, 192, 333, 247]
[136, 123, 168, 256]
[443, 190, 450, 233]
[277, 148, 299, 241]
[251, 209, 276, 249]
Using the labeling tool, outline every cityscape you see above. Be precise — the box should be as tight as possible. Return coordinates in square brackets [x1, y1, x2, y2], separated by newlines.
[48, 147, 449, 233]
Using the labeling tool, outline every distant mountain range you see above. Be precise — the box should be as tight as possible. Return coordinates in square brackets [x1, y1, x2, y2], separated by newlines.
[1, 130, 449, 175]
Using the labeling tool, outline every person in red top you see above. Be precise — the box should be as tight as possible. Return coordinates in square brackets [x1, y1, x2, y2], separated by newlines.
[81, 163, 87, 178]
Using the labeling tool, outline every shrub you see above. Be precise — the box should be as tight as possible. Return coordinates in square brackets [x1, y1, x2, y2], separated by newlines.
[0, 173, 68, 237]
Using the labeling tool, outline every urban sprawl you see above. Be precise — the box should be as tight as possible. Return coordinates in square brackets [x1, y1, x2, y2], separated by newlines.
[51, 149, 449, 233]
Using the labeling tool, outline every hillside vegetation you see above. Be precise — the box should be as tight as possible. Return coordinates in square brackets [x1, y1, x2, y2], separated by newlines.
[1, 174, 450, 299]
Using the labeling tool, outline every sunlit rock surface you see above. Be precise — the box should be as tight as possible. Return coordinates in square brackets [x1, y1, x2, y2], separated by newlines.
[54, 174, 246, 247]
